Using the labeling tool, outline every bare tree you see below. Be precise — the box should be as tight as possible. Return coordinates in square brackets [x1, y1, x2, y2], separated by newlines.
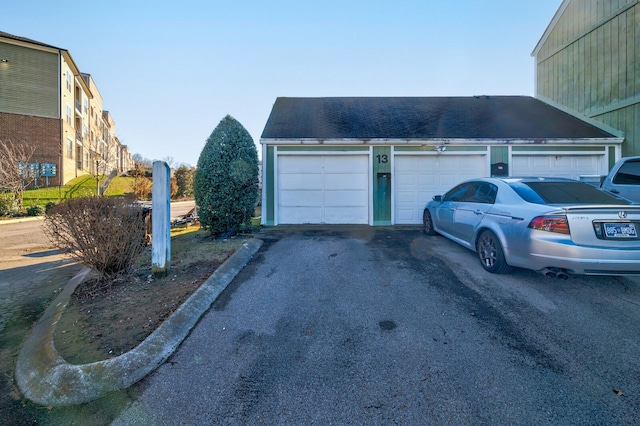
[162, 156, 176, 168]
[0, 140, 36, 213]
[132, 153, 152, 170]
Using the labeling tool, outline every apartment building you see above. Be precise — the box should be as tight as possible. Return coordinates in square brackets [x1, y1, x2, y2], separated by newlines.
[0, 31, 132, 187]
[532, 0, 639, 164]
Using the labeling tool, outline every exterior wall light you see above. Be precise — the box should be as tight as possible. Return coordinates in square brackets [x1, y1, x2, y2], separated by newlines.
[1, 59, 8, 63]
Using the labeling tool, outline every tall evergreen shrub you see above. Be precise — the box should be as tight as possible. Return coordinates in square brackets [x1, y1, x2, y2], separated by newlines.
[194, 115, 259, 236]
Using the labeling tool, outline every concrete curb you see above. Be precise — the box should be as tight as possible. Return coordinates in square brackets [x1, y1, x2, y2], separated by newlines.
[0, 216, 44, 225]
[15, 238, 263, 407]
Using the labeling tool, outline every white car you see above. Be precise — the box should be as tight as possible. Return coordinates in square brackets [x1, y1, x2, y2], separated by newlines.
[423, 177, 640, 278]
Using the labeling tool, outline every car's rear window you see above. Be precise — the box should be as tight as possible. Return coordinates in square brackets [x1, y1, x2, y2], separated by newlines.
[509, 181, 632, 205]
[612, 160, 640, 185]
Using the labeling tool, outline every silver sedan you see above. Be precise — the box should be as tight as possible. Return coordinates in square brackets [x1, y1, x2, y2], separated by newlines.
[422, 177, 640, 278]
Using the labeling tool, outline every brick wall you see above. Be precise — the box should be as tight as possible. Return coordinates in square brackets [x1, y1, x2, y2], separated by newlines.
[0, 112, 63, 187]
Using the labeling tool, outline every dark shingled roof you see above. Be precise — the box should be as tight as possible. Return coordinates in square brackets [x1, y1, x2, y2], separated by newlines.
[261, 96, 615, 140]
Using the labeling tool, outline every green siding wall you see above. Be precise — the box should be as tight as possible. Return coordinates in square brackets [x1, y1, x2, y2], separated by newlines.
[0, 42, 59, 118]
[535, 0, 639, 157]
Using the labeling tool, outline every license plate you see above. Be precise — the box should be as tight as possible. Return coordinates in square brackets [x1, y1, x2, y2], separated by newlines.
[604, 223, 637, 238]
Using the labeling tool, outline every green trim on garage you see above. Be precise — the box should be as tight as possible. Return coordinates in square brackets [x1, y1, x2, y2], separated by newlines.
[266, 146, 275, 225]
[277, 146, 369, 152]
[262, 142, 616, 227]
[608, 146, 616, 168]
[490, 146, 509, 177]
[512, 146, 607, 152]
[394, 145, 487, 152]
[490, 146, 508, 163]
[373, 146, 391, 225]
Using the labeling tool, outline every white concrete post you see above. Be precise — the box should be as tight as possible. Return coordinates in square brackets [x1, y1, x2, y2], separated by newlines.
[152, 161, 171, 277]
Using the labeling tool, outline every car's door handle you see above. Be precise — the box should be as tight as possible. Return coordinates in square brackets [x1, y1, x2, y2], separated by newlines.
[610, 189, 620, 194]
[474, 210, 483, 215]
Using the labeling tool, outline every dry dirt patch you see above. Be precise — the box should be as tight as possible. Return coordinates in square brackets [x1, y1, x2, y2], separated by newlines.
[54, 228, 251, 365]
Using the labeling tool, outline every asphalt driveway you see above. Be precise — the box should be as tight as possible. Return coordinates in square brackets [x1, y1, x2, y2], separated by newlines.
[113, 226, 640, 425]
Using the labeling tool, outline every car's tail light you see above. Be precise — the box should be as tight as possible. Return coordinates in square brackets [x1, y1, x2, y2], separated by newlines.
[528, 215, 570, 234]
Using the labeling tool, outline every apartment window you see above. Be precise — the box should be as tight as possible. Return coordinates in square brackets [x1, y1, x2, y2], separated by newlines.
[83, 98, 88, 114]
[66, 72, 72, 92]
[66, 105, 72, 125]
[84, 152, 89, 169]
[67, 138, 73, 159]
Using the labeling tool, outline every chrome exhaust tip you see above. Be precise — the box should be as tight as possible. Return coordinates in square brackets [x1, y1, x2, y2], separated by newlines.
[541, 267, 569, 279]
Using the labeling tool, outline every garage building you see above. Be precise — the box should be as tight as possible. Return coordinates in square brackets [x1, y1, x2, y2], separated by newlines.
[260, 96, 622, 226]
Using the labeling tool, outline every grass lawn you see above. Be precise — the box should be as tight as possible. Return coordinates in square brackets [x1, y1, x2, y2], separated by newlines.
[21, 175, 135, 209]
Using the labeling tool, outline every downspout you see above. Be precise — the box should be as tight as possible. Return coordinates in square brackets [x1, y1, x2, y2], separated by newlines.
[58, 50, 63, 197]
[261, 142, 266, 226]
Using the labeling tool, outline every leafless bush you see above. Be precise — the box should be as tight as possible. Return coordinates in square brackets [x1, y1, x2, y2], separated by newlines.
[0, 139, 35, 213]
[128, 162, 154, 200]
[43, 197, 148, 279]
[130, 170, 152, 200]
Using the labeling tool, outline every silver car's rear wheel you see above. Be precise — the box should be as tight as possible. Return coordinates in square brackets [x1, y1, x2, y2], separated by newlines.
[477, 230, 511, 274]
[423, 210, 437, 236]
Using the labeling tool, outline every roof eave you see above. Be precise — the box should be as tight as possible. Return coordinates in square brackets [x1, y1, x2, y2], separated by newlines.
[0, 31, 62, 51]
[260, 137, 623, 146]
[531, 0, 570, 57]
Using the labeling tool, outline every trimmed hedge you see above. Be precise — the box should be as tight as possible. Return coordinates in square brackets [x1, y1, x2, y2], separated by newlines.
[194, 115, 259, 236]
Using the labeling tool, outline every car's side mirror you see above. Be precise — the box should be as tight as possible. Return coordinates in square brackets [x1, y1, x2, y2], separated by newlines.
[433, 195, 442, 202]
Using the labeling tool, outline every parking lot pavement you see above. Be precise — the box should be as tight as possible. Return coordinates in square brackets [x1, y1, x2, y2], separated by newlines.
[0, 219, 85, 424]
[114, 226, 640, 425]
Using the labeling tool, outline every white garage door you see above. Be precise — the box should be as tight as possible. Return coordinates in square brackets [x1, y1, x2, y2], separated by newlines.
[511, 155, 605, 180]
[394, 155, 487, 224]
[278, 155, 369, 224]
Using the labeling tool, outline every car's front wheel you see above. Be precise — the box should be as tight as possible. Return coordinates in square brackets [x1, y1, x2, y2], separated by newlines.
[423, 210, 437, 236]
[477, 230, 511, 274]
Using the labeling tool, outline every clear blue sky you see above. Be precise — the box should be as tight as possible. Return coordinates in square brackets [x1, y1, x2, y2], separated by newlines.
[2, 0, 561, 167]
